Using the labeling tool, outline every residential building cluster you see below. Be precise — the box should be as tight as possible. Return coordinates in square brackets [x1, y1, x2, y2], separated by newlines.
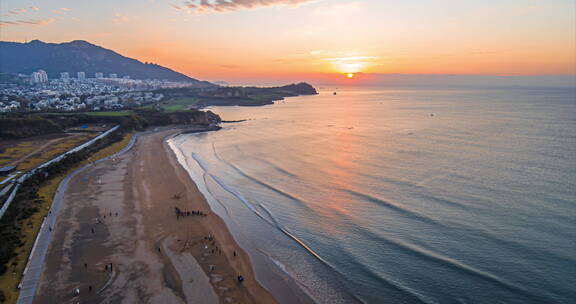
[0, 70, 194, 113]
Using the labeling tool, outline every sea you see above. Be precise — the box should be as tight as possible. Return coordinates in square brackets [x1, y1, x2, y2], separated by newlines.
[168, 86, 576, 304]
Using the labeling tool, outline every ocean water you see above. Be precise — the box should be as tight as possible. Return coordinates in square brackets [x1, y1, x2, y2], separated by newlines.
[169, 86, 576, 304]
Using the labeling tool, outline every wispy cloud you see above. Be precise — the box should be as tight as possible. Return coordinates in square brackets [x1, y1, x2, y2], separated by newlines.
[52, 7, 72, 14]
[170, 3, 184, 10]
[323, 55, 380, 72]
[0, 5, 55, 27]
[0, 18, 55, 27]
[7, 8, 28, 15]
[2, 6, 40, 17]
[181, 0, 316, 13]
[276, 50, 381, 73]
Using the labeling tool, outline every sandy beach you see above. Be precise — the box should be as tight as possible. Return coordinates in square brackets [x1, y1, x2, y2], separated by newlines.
[33, 128, 278, 303]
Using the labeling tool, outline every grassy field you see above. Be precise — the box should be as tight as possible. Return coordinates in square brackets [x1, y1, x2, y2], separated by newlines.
[0, 133, 97, 172]
[142, 97, 199, 112]
[82, 110, 134, 116]
[32, 99, 199, 118]
[0, 132, 134, 304]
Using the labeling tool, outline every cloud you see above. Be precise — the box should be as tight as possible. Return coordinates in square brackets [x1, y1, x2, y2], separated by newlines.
[52, 7, 71, 14]
[2, 6, 39, 16]
[8, 8, 28, 15]
[0, 18, 55, 27]
[0, 6, 54, 27]
[323, 55, 380, 72]
[181, 0, 316, 12]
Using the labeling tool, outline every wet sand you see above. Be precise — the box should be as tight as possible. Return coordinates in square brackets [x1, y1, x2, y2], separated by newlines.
[34, 129, 278, 303]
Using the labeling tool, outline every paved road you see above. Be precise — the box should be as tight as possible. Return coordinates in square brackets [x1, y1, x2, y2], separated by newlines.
[0, 184, 13, 198]
[16, 132, 138, 304]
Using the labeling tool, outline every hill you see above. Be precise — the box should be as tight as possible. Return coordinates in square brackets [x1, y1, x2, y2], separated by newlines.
[0, 40, 199, 82]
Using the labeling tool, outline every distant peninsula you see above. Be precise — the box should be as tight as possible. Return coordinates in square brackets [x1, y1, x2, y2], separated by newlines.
[156, 82, 318, 107]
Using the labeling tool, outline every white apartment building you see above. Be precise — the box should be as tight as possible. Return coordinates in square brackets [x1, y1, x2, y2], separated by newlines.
[31, 70, 49, 83]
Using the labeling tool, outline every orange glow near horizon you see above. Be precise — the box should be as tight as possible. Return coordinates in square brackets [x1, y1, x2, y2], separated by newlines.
[0, 0, 574, 84]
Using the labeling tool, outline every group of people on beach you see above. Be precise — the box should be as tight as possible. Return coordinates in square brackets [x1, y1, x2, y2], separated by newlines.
[175, 206, 207, 220]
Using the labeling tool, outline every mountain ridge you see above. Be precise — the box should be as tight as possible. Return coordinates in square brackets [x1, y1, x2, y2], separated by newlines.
[0, 39, 201, 82]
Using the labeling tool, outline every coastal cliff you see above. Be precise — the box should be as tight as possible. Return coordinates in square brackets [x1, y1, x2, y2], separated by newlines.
[0, 109, 221, 140]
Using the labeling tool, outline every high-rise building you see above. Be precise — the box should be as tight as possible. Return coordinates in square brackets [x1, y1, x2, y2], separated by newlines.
[31, 72, 41, 84]
[109, 73, 117, 79]
[31, 70, 48, 83]
[77, 72, 86, 80]
[95, 72, 104, 79]
[60, 72, 70, 80]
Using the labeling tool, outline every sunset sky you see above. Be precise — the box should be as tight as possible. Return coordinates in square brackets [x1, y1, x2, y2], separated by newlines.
[1, 0, 575, 84]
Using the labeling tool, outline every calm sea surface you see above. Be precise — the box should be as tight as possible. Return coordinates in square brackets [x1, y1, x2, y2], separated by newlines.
[169, 86, 576, 303]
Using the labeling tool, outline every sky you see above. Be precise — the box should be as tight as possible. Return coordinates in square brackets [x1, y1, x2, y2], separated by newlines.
[0, 0, 575, 85]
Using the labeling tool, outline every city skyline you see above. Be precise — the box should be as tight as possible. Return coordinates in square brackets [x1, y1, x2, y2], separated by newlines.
[1, 0, 574, 84]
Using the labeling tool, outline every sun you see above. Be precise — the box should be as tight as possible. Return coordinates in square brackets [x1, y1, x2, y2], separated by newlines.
[347, 73, 354, 79]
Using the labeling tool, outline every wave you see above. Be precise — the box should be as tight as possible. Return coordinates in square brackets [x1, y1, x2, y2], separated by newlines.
[354, 216, 539, 302]
[345, 189, 453, 230]
[210, 143, 320, 217]
[188, 143, 552, 304]
[190, 151, 369, 303]
[212, 142, 301, 179]
[192, 152, 258, 214]
[195, 147, 478, 303]
[257, 203, 284, 232]
[259, 158, 300, 179]
[343, 189, 552, 301]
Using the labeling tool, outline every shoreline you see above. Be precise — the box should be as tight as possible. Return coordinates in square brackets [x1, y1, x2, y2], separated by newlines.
[160, 129, 282, 303]
[168, 133, 317, 304]
[31, 126, 289, 303]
